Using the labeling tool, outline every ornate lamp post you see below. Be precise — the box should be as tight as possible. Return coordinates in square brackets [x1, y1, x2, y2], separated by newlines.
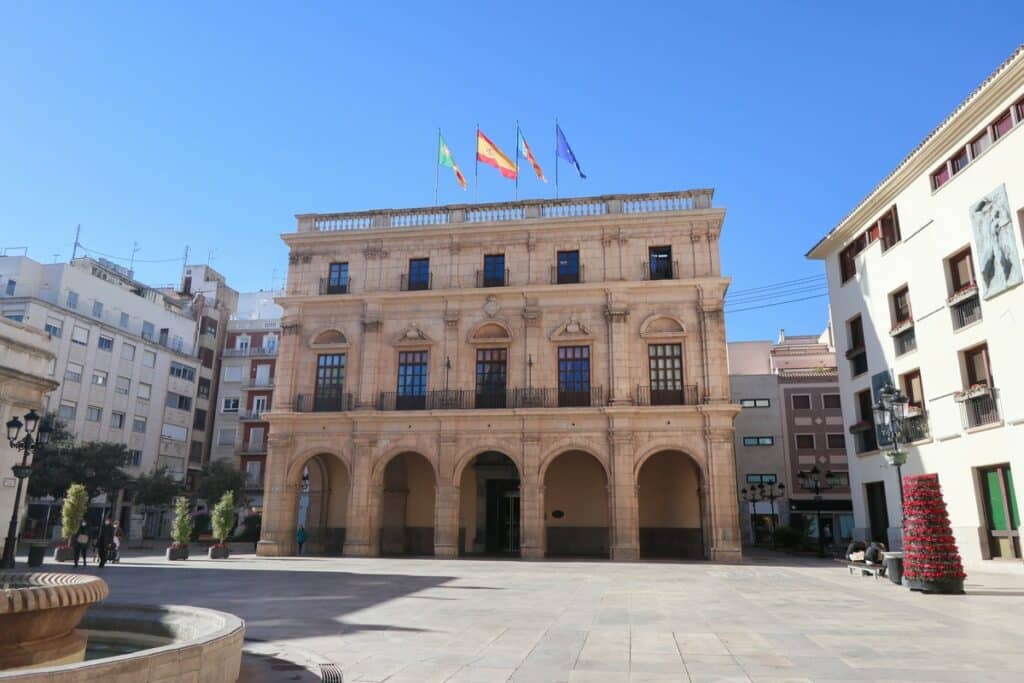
[797, 466, 838, 558]
[873, 383, 908, 513]
[3, 409, 51, 568]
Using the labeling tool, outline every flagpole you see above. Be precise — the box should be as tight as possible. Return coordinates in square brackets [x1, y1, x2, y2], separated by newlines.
[474, 123, 479, 203]
[514, 120, 519, 201]
[554, 117, 559, 199]
[435, 128, 440, 206]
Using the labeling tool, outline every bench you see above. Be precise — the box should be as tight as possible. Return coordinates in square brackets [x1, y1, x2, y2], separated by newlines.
[847, 561, 886, 579]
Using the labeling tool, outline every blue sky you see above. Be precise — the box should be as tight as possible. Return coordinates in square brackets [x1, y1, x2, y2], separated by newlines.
[2, 3, 1021, 340]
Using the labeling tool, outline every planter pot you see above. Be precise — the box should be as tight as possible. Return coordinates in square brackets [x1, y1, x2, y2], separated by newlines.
[208, 545, 230, 560]
[906, 577, 964, 594]
[884, 451, 908, 467]
[53, 546, 74, 563]
[166, 546, 189, 561]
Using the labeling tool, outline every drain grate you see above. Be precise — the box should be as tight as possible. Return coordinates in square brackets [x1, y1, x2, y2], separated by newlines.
[319, 663, 344, 682]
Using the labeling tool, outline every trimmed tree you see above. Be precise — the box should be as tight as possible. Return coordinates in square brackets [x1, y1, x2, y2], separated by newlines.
[209, 492, 236, 559]
[168, 496, 193, 560]
[61, 483, 88, 542]
[902, 473, 966, 593]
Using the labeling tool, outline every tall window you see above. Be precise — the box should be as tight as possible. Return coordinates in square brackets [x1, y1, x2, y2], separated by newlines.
[92, 300, 104, 318]
[482, 254, 506, 287]
[648, 343, 684, 405]
[556, 250, 580, 284]
[891, 286, 912, 324]
[327, 262, 349, 294]
[855, 389, 877, 453]
[66, 291, 79, 309]
[406, 258, 430, 291]
[964, 344, 992, 387]
[314, 353, 347, 411]
[847, 315, 867, 376]
[949, 247, 976, 292]
[648, 246, 673, 280]
[396, 351, 428, 410]
[558, 346, 590, 406]
[901, 370, 924, 409]
[475, 348, 507, 408]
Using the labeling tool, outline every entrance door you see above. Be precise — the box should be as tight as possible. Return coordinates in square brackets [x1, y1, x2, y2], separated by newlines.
[865, 481, 889, 543]
[485, 479, 520, 554]
[980, 465, 1021, 559]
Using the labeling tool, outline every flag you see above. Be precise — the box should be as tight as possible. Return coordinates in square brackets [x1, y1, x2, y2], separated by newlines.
[477, 129, 517, 179]
[556, 123, 586, 179]
[517, 128, 547, 182]
[438, 133, 466, 189]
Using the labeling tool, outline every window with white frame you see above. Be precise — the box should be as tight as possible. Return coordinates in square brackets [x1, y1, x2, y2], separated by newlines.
[110, 411, 125, 429]
[132, 416, 147, 433]
[161, 423, 187, 442]
[217, 428, 236, 446]
[45, 316, 63, 337]
[71, 325, 89, 346]
[121, 342, 136, 361]
[115, 375, 131, 395]
[137, 382, 152, 400]
[86, 405, 102, 422]
[59, 401, 77, 420]
[142, 350, 156, 368]
[92, 370, 108, 386]
[65, 362, 84, 383]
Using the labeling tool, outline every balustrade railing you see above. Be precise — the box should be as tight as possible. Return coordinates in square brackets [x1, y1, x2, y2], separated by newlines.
[319, 278, 350, 295]
[294, 392, 355, 413]
[476, 269, 510, 288]
[400, 272, 433, 292]
[635, 384, 700, 406]
[642, 260, 680, 281]
[376, 386, 605, 411]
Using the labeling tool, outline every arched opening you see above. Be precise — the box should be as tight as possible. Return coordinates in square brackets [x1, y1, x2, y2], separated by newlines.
[543, 450, 609, 558]
[458, 451, 520, 556]
[638, 450, 704, 559]
[380, 452, 436, 556]
[295, 453, 350, 555]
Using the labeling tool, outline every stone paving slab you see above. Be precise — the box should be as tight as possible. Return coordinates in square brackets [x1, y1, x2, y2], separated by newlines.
[29, 549, 1024, 682]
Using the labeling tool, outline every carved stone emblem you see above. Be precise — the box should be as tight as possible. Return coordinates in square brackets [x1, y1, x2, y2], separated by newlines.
[483, 296, 500, 318]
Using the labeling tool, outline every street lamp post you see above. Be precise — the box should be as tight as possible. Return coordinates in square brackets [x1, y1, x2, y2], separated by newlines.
[3, 409, 52, 569]
[797, 466, 838, 558]
[873, 383, 909, 513]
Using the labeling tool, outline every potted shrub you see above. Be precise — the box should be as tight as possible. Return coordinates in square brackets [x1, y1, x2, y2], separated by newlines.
[208, 491, 236, 559]
[166, 496, 193, 560]
[54, 483, 87, 562]
[902, 474, 966, 594]
[883, 450, 908, 467]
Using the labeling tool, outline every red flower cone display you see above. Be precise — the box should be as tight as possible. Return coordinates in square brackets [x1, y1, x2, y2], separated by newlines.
[902, 473, 966, 593]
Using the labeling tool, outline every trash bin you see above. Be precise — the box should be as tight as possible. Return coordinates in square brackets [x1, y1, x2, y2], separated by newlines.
[883, 551, 904, 585]
[27, 544, 46, 568]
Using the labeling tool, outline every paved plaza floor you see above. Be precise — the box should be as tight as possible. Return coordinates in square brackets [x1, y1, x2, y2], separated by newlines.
[32, 549, 1024, 682]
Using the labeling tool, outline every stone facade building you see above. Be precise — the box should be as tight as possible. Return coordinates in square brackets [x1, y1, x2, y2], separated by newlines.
[258, 189, 741, 561]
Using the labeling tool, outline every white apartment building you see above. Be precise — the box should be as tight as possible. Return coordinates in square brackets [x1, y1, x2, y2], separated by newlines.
[0, 255, 205, 536]
[210, 290, 282, 516]
[808, 46, 1024, 566]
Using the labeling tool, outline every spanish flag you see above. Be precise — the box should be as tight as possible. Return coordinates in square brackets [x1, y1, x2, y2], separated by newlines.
[477, 129, 517, 180]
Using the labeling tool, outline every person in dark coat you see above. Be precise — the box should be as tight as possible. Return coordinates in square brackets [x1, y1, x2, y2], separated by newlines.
[96, 519, 115, 568]
[73, 521, 91, 567]
[296, 526, 307, 555]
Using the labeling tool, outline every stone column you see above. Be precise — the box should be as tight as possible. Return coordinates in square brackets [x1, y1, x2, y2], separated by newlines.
[434, 433, 459, 558]
[609, 429, 639, 560]
[700, 294, 729, 404]
[604, 294, 632, 405]
[704, 410, 743, 563]
[343, 437, 375, 556]
[257, 432, 298, 556]
[519, 434, 544, 559]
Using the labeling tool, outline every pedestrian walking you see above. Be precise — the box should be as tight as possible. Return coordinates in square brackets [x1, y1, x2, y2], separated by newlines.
[111, 521, 123, 563]
[296, 525, 307, 556]
[96, 518, 115, 568]
[73, 521, 90, 567]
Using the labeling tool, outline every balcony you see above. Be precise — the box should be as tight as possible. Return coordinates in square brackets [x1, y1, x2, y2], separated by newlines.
[294, 392, 355, 412]
[238, 410, 269, 421]
[642, 260, 680, 281]
[893, 328, 917, 356]
[849, 421, 877, 454]
[297, 190, 714, 233]
[222, 346, 278, 358]
[319, 278, 350, 295]
[950, 292, 982, 330]
[550, 264, 585, 285]
[635, 385, 701, 406]
[241, 377, 275, 390]
[901, 411, 930, 442]
[476, 269, 510, 288]
[238, 440, 268, 455]
[376, 386, 605, 411]
[957, 387, 1000, 429]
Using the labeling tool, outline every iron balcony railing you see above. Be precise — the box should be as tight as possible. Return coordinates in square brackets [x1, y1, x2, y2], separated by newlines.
[894, 328, 917, 356]
[377, 386, 605, 411]
[294, 392, 355, 413]
[319, 278, 350, 295]
[222, 346, 278, 358]
[635, 384, 701, 406]
[238, 410, 269, 421]
[951, 294, 982, 330]
[400, 272, 433, 292]
[476, 268, 510, 288]
[901, 411, 930, 442]
[551, 264, 585, 285]
[642, 260, 680, 281]
[241, 377, 275, 389]
[960, 389, 1000, 429]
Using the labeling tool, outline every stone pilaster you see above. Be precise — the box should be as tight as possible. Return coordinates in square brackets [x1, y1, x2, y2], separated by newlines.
[434, 433, 460, 558]
[604, 294, 632, 405]
[699, 289, 729, 404]
[704, 412, 743, 563]
[257, 431, 298, 556]
[343, 437, 375, 556]
[356, 317, 382, 409]
[519, 434, 544, 559]
[609, 429, 639, 560]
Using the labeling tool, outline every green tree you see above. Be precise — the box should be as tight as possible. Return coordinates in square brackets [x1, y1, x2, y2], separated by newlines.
[170, 496, 193, 548]
[196, 460, 246, 506]
[129, 468, 181, 507]
[211, 491, 236, 545]
[29, 415, 131, 503]
[61, 483, 88, 541]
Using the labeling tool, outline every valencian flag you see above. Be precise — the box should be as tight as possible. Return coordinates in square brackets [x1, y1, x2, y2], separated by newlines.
[477, 129, 517, 179]
[517, 127, 546, 182]
[438, 132, 466, 190]
[556, 123, 586, 179]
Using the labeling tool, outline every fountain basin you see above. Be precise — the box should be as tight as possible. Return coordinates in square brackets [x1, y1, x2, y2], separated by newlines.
[0, 603, 245, 682]
[0, 572, 109, 670]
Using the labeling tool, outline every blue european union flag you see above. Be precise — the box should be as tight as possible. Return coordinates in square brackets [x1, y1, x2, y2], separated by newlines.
[556, 124, 586, 179]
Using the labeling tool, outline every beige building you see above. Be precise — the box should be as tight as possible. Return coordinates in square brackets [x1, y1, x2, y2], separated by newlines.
[257, 189, 741, 561]
[0, 318, 59, 545]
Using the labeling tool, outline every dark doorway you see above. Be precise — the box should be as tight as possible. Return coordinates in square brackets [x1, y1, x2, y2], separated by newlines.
[486, 480, 520, 554]
[865, 481, 889, 543]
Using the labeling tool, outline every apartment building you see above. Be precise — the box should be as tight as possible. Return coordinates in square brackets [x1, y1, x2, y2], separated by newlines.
[256, 189, 742, 561]
[808, 46, 1024, 564]
[211, 290, 283, 514]
[0, 255, 205, 537]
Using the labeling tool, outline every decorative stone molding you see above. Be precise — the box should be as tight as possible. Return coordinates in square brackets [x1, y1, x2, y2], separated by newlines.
[393, 322, 434, 347]
[549, 314, 594, 342]
[483, 295, 500, 319]
[467, 318, 513, 345]
[638, 313, 687, 339]
[362, 319, 382, 333]
[521, 299, 541, 327]
[310, 328, 350, 350]
[363, 240, 387, 259]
